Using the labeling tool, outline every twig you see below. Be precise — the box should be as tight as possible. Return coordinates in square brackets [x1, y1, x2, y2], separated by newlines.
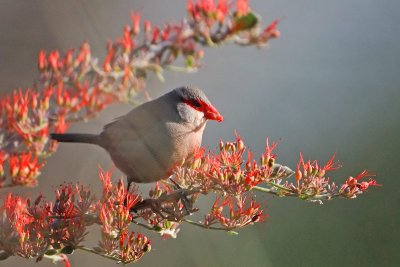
[183, 219, 231, 231]
[77, 246, 118, 262]
[131, 220, 156, 231]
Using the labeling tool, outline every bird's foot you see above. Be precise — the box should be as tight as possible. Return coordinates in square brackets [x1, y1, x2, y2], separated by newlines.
[169, 179, 193, 216]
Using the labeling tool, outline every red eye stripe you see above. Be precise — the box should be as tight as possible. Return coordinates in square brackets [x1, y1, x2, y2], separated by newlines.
[183, 98, 224, 122]
[183, 98, 204, 111]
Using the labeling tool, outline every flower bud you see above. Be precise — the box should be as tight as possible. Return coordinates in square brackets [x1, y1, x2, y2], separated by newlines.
[225, 142, 230, 151]
[295, 170, 302, 182]
[219, 140, 224, 151]
[143, 241, 151, 252]
[260, 154, 265, 165]
[237, 139, 245, 151]
[267, 157, 274, 168]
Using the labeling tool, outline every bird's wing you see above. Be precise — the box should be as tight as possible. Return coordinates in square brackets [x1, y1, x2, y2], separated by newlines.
[101, 101, 161, 140]
[103, 116, 123, 130]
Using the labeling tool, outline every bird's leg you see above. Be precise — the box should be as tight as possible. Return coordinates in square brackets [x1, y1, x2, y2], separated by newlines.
[127, 179, 134, 192]
[124, 179, 134, 207]
[125, 178, 148, 213]
[129, 177, 162, 214]
[169, 178, 192, 216]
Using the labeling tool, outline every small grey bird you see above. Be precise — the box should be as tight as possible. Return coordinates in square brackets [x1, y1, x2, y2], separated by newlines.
[51, 86, 223, 185]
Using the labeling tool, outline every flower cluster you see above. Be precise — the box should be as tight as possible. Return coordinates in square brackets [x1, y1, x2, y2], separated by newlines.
[340, 170, 380, 198]
[0, 134, 380, 265]
[262, 152, 381, 203]
[97, 170, 150, 263]
[0, 0, 279, 189]
[0, 169, 150, 265]
[204, 195, 265, 230]
[173, 135, 292, 196]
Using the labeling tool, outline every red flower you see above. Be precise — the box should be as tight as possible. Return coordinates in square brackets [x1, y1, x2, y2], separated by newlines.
[61, 254, 71, 267]
[9, 153, 43, 187]
[103, 42, 114, 72]
[131, 12, 140, 35]
[264, 19, 280, 38]
[48, 50, 60, 70]
[123, 25, 133, 52]
[151, 27, 160, 44]
[144, 20, 151, 33]
[161, 26, 170, 41]
[236, 0, 249, 16]
[2, 193, 32, 240]
[341, 170, 381, 197]
[216, 0, 228, 22]
[63, 49, 74, 67]
[38, 50, 47, 70]
[54, 114, 69, 134]
[0, 151, 6, 177]
[75, 42, 91, 65]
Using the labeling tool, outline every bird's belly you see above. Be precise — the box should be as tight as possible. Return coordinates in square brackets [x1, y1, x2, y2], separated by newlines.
[107, 127, 201, 183]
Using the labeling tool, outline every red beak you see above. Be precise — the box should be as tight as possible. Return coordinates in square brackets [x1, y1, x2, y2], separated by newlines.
[204, 104, 224, 122]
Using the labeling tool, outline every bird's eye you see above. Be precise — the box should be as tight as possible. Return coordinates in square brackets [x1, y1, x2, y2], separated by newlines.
[191, 99, 202, 108]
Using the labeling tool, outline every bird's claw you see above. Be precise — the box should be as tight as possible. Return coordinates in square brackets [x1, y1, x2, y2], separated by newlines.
[169, 178, 192, 215]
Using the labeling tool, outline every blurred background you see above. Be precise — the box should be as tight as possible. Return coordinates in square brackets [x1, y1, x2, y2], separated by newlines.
[1, 0, 399, 266]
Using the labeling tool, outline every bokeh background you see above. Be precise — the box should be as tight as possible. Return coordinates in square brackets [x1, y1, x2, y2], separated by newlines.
[1, 0, 399, 266]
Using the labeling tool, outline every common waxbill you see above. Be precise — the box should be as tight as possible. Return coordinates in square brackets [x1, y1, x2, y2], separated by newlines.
[51, 86, 223, 184]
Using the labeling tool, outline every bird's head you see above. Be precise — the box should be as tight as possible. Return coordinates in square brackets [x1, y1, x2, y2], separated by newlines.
[174, 86, 224, 122]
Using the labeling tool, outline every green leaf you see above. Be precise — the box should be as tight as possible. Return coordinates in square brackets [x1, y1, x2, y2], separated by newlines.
[185, 55, 195, 68]
[153, 225, 162, 232]
[0, 251, 10, 261]
[227, 230, 239, 236]
[60, 246, 74, 255]
[44, 249, 58, 256]
[155, 70, 165, 82]
[233, 12, 258, 32]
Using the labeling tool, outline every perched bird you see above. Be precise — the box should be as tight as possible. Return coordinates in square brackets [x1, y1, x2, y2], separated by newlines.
[51, 86, 223, 186]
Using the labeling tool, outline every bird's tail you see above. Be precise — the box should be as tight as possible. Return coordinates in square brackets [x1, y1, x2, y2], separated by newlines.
[50, 133, 103, 147]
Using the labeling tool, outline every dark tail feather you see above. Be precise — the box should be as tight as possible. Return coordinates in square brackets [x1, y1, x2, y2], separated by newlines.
[51, 133, 103, 147]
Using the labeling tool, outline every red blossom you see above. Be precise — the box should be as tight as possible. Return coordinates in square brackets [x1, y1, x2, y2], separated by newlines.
[264, 19, 280, 38]
[236, 0, 249, 16]
[151, 26, 160, 44]
[119, 231, 151, 263]
[347, 170, 380, 190]
[131, 12, 140, 35]
[264, 138, 278, 163]
[48, 50, 60, 70]
[53, 184, 77, 217]
[61, 254, 71, 267]
[2, 193, 32, 239]
[64, 49, 74, 67]
[38, 50, 47, 70]
[144, 20, 151, 33]
[322, 153, 341, 172]
[216, 0, 228, 22]
[205, 195, 265, 229]
[103, 41, 115, 72]
[53, 114, 69, 134]
[0, 151, 6, 177]
[75, 42, 91, 65]
[161, 27, 170, 41]
[123, 25, 133, 52]
[9, 153, 44, 187]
